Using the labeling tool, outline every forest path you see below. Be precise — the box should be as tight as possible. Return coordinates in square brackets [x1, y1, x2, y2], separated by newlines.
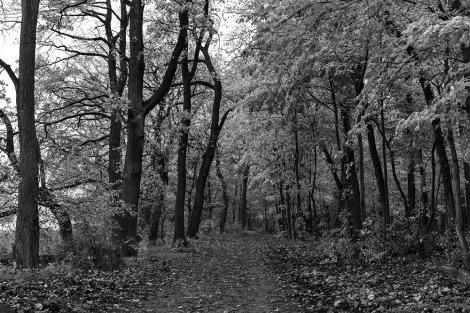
[137, 232, 302, 313]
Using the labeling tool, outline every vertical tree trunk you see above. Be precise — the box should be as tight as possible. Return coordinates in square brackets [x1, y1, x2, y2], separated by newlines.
[240, 165, 250, 229]
[380, 106, 390, 225]
[464, 162, 470, 226]
[340, 107, 362, 231]
[420, 76, 455, 223]
[216, 152, 229, 234]
[358, 134, 366, 220]
[173, 9, 191, 245]
[427, 144, 437, 231]
[447, 130, 470, 267]
[285, 185, 293, 239]
[107, 0, 127, 200]
[115, 0, 145, 254]
[407, 137, 416, 217]
[367, 124, 388, 223]
[293, 109, 302, 218]
[15, 0, 41, 268]
[416, 149, 430, 217]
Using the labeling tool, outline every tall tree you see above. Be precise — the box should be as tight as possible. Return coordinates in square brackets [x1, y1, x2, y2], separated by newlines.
[15, 0, 41, 267]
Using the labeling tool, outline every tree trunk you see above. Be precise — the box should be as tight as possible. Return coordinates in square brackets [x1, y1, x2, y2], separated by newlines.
[427, 144, 437, 231]
[416, 149, 430, 218]
[285, 185, 293, 239]
[407, 137, 416, 217]
[293, 109, 302, 219]
[367, 124, 388, 224]
[447, 130, 470, 268]
[115, 0, 145, 254]
[358, 134, 366, 220]
[380, 107, 390, 225]
[186, 33, 230, 237]
[340, 107, 362, 231]
[216, 152, 229, 234]
[419, 76, 455, 223]
[14, 0, 41, 268]
[386, 140, 409, 218]
[240, 165, 249, 229]
[173, 9, 191, 245]
[432, 119, 455, 223]
[464, 162, 470, 226]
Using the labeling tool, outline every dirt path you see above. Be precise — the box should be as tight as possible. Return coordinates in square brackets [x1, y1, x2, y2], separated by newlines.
[136, 232, 302, 313]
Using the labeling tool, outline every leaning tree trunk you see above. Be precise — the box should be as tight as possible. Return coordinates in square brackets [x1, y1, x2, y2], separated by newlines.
[15, 0, 41, 268]
[447, 130, 470, 268]
[186, 30, 231, 237]
[367, 124, 388, 224]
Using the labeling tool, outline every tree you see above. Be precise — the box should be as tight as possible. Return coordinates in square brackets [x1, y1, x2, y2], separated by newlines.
[15, 0, 41, 268]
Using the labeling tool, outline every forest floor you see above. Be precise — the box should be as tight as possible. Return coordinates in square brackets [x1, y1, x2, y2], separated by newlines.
[0, 231, 470, 312]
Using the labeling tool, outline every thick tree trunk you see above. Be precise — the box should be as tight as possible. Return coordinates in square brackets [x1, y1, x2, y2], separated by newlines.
[341, 107, 362, 231]
[115, 0, 145, 254]
[432, 119, 455, 222]
[367, 124, 388, 223]
[173, 10, 191, 245]
[107, 0, 127, 200]
[117, 1, 186, 252]
[447, 130, 470, 268]
[15, 0, 41, 268]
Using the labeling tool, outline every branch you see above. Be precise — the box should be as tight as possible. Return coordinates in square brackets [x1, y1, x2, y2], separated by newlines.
[0, 58, 18, 91]
[143, 10, 188, 116]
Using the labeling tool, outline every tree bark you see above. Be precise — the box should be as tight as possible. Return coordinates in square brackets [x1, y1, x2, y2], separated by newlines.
[341, 107, 362, 231]
[432, 118, 455, 222]
[173, 9, 191, 245]
[117, 1, 187, 252]
[358, 134, 366, 220]
[367, 124, 388, 224]
[407, 137, 416, 217]
[15, 0, 41, 268]
[380, 106, 390, 225]
[447, 130, 470, 268]
[419, 76, 455, 222]
[216, 151, 229, 234]
[464, 162, 470, 226]
[240, 165, 250, 229]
